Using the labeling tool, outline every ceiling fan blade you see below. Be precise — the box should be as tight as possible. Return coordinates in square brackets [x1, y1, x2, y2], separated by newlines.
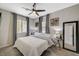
[22, 7, 32, 11]
[35, 12, 39, 16]
[33, 3, 36, 9]
[33, 3, 36, 7]
[28, 11, 33, 15]
[35, 10, 45, 12]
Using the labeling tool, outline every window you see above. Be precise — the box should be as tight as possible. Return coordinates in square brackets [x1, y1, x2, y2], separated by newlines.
[42, 16, 46, 33]
[17, 19, 27, 33]
[17, 19, 21, 33]
[22, 20, 27, 32]
[42, 22, 46, 33]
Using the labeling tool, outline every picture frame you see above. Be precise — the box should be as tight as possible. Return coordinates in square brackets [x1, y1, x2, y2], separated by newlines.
[50, 17, 59, 26]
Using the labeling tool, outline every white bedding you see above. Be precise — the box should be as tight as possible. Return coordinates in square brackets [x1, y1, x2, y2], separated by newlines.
[33, 32, 54, 47]
[14, 36, 49, 56]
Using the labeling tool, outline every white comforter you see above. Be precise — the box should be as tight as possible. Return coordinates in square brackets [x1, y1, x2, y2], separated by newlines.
[14, 36, 49, 56]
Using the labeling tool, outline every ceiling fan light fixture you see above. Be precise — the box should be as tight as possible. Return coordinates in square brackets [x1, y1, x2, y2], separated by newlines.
[30, 11, 38, 16]
[22, 3, 45, 16]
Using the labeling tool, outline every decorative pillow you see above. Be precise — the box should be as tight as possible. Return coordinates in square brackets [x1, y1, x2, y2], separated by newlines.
[33, 32, 51, 40]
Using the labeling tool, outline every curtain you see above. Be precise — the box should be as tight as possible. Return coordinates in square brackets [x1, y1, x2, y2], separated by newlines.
[46, 14, 50, 33]
[26, 17, 29, 36]
[12, 13, 17, 44]
[39, 16, 43, 33]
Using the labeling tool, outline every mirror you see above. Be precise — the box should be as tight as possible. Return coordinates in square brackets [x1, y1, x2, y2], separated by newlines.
[63, 22, 76, 51]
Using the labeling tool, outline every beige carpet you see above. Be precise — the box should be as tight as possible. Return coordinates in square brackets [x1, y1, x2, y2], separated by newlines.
[0, 45, 79, 56]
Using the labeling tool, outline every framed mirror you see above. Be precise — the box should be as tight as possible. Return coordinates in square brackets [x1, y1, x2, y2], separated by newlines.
[63, 21, 79, 53]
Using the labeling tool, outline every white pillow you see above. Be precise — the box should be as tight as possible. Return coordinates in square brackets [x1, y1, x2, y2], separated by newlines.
[33, 32, 51, 40]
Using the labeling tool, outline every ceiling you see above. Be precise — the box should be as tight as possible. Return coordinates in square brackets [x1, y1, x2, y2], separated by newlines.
[0, 3, 77, 19]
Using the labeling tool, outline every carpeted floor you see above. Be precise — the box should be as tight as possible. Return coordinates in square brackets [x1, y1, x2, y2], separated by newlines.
[0, 45, 79, 56]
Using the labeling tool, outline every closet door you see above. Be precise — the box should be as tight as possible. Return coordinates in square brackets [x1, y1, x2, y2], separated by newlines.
[63, 22, 76, 51]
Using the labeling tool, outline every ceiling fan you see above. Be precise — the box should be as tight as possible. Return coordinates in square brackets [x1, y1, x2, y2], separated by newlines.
[22, 3, 46, 16]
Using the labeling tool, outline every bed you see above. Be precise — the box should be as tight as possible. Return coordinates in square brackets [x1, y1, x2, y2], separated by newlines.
[14, 33, 54, 56]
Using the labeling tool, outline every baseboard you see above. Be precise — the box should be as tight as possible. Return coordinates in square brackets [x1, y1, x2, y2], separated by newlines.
[0, 43, 13, 49]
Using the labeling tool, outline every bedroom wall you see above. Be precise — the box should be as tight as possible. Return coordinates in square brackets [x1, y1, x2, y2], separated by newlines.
[49, 4, 79, 28]
[0, 9, 13, 48]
